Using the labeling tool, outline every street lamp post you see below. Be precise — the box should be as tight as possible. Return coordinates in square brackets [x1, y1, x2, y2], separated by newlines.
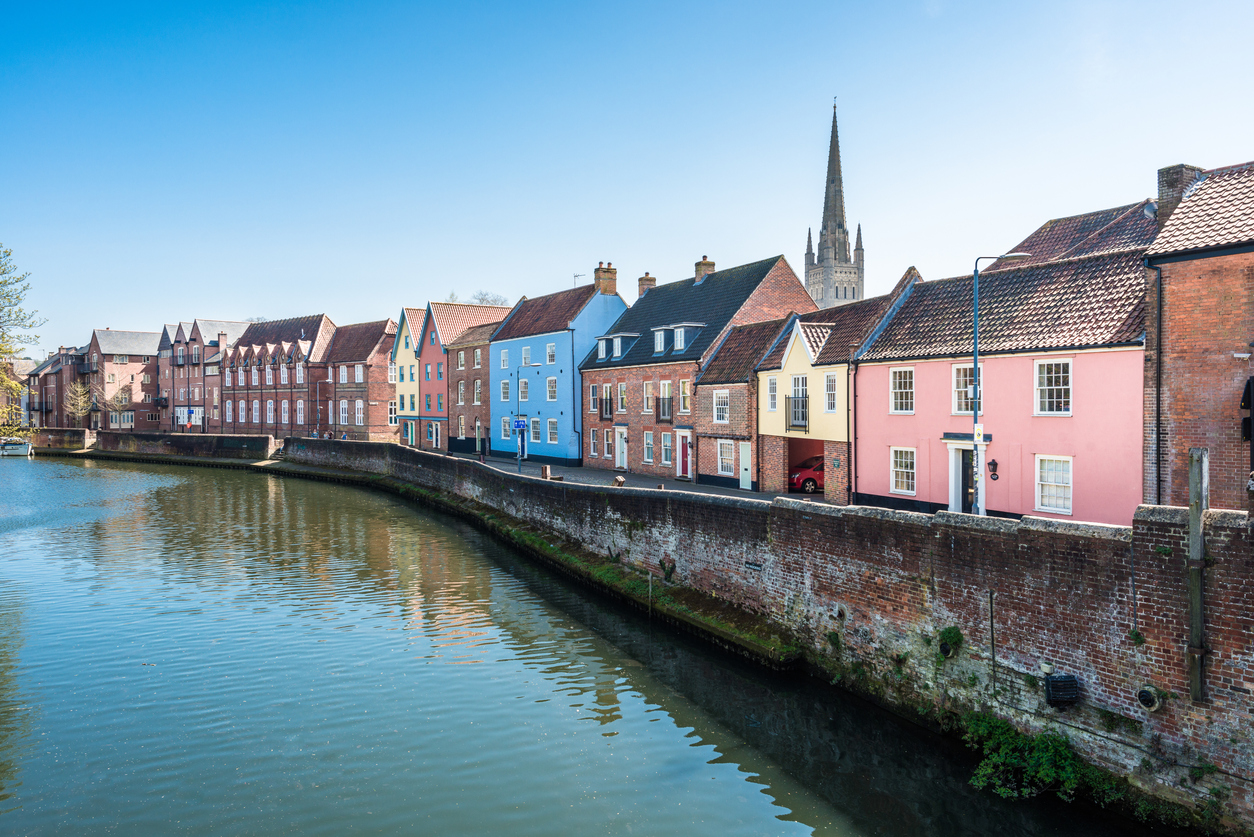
[971, 253, 1030, 515]
[516, 361, 542, 473]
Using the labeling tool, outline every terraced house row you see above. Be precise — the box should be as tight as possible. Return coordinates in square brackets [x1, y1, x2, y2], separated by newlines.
[24, 157, 1254, 526]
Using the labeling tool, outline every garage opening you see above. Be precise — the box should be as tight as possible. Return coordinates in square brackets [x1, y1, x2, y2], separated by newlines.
[787, 438, 824, 494]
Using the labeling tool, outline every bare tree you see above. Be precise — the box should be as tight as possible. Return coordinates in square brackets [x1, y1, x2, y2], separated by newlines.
[444, 291, 460, 303]
[63, 381, 94, 428]
[244, 316, 268, 323]
[0, 244, 45, 437]
[103, 385, 132, 415]
[469, 290, 508, 306]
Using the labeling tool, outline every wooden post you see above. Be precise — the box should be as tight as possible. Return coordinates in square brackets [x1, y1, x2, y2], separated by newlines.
[1186, 447, 1209, 702]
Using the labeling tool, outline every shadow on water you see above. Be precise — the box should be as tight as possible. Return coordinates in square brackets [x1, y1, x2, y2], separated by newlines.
[2, 458, 1159, 836]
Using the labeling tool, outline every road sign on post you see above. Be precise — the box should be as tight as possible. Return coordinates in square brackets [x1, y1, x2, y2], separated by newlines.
[973, 424, 985, 445]
[513, 419, 527, 430]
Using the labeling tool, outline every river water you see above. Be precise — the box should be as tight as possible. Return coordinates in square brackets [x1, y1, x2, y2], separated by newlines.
[0, 458, 1147, 835]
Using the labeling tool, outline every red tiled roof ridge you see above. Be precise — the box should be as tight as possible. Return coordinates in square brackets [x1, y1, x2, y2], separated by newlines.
[1203, 159, 1254, 177]
[977, 240, 1149, 278]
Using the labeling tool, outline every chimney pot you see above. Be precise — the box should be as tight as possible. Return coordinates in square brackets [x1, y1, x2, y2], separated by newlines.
[694, 256, 716, 284]
[638, 272, 657, 298]
[593, 261, 618, 296]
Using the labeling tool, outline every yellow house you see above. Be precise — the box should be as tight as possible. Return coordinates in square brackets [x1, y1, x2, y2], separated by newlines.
[391, 307, 426, 446]
[756, 288, 906, 503]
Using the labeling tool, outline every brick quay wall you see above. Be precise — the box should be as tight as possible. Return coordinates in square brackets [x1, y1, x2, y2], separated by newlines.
[291, 438, 1254, 828]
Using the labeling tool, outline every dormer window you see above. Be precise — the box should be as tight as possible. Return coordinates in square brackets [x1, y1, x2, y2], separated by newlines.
[598, 340, 607, 360]
[674, 328, 685, 352]
[654, 331, 664, 353]
[613, 337, 622, 358]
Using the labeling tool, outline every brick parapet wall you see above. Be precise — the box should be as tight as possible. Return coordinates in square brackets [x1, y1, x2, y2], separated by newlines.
[282, 438, 1254, 824]
[96, 430, 278, 459]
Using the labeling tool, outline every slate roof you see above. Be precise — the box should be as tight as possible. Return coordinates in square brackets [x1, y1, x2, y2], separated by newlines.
[324, 319, 397, 363]
[194, 319, 252, 346]
[236, 315, 336, 361]
[579, 256, 785, 371]
[492, 285, 596, 342]
[860, 249, 1147, 361]
[427, 302, 513, 346]
[758, 296, 891, 370]
[158, 324, 178, 352]
[988, 201, 1157, 269]
[92, 329, 161, 355]
[1147, 161, 1254, 257]
[446, 321, 503, 349]
[697, 319, 788, 385]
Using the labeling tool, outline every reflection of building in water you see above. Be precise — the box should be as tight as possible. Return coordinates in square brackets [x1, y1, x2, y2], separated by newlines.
[0, 607, 33, 807]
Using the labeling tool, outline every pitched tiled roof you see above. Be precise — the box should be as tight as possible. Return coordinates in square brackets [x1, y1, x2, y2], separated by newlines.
[757, 296, 891, 370]
[492, 285, 596, 341]
[446, 321, 502, 349]
[1147, 161, 1254, 257]
[324, 319, 397, 363]
[698, 319, 788, 385]
[428, 302, 512, 346]
[402, 307, 426, 341]
[988, 201, 1157, 269]
[93, 329, 162, 355]
[860, 249, 1146, 361]
[236, 315, 336, 361]
[579, 256, 785, 371]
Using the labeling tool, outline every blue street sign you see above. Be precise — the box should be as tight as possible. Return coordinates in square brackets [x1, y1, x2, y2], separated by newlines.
[513, 419, 527, 430]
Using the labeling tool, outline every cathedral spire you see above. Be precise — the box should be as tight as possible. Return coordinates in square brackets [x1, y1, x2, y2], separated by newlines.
[821, 103, 847, 239]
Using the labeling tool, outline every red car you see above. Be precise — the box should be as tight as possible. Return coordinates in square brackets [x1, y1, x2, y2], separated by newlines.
[789, 456, 824, 493]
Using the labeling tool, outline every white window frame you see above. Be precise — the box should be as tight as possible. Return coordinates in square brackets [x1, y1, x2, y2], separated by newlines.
[458, 415, 466, 438]
[280, 364, 288, 385]
[617, 383, 627, 412]
[225, 401, 232, 422]
[355, 365, 364, 383]
[355, 400, 364, 425]
[952, 363, 983, 416]
[474, 348, 481, 368]
[679, 379, 690, 413]
[500, 380, 510, 402]
[1035, 454, 1073, 514]
[339, 400, 348, 425]
[717, 439, 735, 475]
[457, 351, 465, 370]
[612, 336, 622, 358]
[473, 379, 481, 405]
[458, 381, 465, 405]
[597, 340, 606, 360]
[890, 447, 917, 496]
[654, 331, 664, 353]
[661, 432, 672, 464]
[388, 362, 396, 384]
[251, 368, 259, 386]
[522, 346, 531, 366]
[251, 400, 260, 422]
[501, 417, 511, 440]
[824, 373, 838, 413]
[1034, 359, 1072, 416]
[239, 400, 246, 422]
[546, 377, 557, 402]
[642, 381, 653, 413]
[281, 400, 289, 423]
[643, 430, 654, 462]
[297, 400, 305, 425]
[546, 343, 556, 364]
[604, 429, 613, 458]
[547, 418, 558, 444]
[295, 364, 304, 384]
[500, 349, 509, 369]
[339, 365, 348, 384]
[519, 379, 529, 402]
[767, 376, 777, 411]
[713, 390, 730, 423]
[387, 401, 396, 426]
[889, 367, 914, 414]
[530, 418, 541, 443]
[589, 384, 597, 412]
[590, 431, 598, 457]
[674, 328, 685, 352]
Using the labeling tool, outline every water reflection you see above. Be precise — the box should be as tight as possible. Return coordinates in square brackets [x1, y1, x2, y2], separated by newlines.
[0, 459, 1148, 836]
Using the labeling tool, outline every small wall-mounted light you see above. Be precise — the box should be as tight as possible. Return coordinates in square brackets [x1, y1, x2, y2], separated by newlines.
[988, 459, 999, 481]
[1234, 353, 1251, 360]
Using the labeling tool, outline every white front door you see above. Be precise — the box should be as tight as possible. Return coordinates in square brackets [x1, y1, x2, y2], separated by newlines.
[615, 427, 628, 469]
[433, 422, 441, 449]
[739, 441, 752, 490]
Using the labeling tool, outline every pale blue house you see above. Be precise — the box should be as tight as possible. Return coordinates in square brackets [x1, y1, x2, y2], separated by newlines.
[489, 277, 627, 465]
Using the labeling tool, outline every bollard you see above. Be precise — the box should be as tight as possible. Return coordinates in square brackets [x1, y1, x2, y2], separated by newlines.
[541, 464, 552, 480]
[613, 475, 626, 487]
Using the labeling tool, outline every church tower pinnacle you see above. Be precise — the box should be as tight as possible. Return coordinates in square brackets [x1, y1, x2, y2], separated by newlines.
[804, 102, 864, 308]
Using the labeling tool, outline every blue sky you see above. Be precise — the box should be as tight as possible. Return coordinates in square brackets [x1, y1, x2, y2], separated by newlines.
[4, 0, 1252, 355]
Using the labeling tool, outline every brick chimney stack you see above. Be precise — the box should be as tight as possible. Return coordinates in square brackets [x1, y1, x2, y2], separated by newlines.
[593, 261, 617, 296]
[638, 272, 656, 298]
[694, 255, 715, 284]
[218, 332, 228, 350]
[1157, 163, 1205, 232]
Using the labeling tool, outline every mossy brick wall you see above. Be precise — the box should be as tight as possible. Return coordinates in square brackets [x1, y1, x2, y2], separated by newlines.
[284, 438, 1254, 824]
[96, 431, 278, 459]
[31, 428, 95, 449]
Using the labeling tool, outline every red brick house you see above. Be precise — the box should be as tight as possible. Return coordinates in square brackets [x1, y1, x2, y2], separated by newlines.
[1145, 160, 1254, 511]
[445, 322, 498, 455]
[692, 318, 789, 491]
[220, 314, 398, 441]
[83, 329, 162, 431]
[159, 319, 250, 432]
[579, 256, 815, 480]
